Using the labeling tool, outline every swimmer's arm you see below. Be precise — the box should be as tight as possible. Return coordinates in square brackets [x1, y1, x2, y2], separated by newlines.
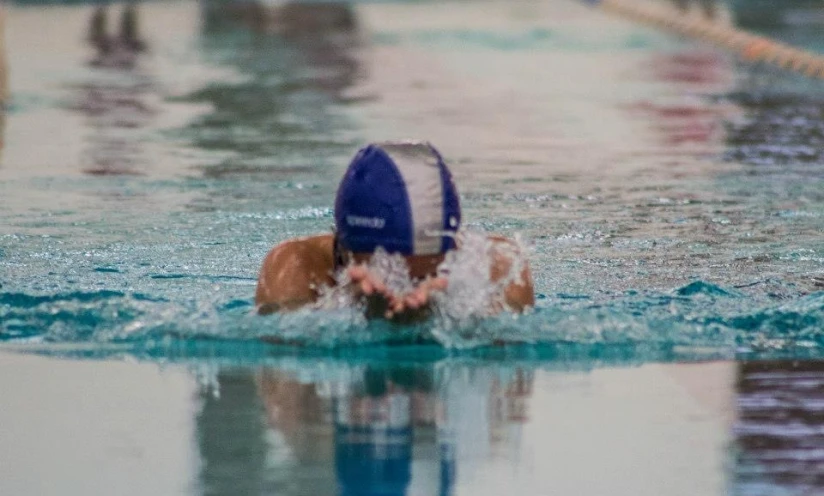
[489, 236, 535, 312]
[255, 235, 335, 315]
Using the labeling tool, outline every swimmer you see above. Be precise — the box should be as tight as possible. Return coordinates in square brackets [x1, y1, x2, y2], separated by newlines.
[255, 141, 534, 320]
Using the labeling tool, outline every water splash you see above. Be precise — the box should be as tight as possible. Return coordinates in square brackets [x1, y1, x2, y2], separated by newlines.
[4, 283, 824, 360]
[310, 230, 532, 343]
[430, 231, 531, 346]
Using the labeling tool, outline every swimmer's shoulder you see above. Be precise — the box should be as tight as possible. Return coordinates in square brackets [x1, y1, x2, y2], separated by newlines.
[263, 233, 334, 258]
[276, 233, 334, 252]
[256, 234, 336, 314]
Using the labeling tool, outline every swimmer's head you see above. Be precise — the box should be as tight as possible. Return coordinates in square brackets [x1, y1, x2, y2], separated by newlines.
[334, 141, 461, 258]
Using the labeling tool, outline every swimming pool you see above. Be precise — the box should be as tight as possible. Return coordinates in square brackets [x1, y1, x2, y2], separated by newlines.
[1, 0, 823, 494]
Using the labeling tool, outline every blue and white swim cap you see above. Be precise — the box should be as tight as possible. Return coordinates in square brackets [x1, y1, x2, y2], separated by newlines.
[334, 141, 461, 255]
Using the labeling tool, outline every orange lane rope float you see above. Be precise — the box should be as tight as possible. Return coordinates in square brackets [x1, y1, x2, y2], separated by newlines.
[591, 0, 824, 79]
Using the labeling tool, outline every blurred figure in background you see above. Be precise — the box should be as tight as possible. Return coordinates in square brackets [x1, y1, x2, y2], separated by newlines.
[671, 0, 720, 20]
[88, 2, 146, 68]
[0, 1, 9, 106]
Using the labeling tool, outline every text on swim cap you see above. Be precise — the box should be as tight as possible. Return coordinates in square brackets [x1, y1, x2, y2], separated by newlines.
[346, 215, 386, 229]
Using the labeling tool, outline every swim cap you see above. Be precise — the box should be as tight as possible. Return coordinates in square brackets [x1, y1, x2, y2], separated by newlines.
[334, 141, 461, 255]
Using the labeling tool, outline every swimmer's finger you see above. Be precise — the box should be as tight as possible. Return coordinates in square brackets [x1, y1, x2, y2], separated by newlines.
[414, 284, 433, 306]
[418, 286, 432, 304]
[370, 282, 390, 302]
[403, 293, 418, 310]
[383, 293, 407, 319]
[346, 266, 363, 279]
[370, 277, 387, 296]
[360, 278, 374, 296]
[347, 265, 367, 281]
[428, 277, 448, 291]
[405, 289, 425, 309]
[391, 296, 406, 314]
[419, 277, 447, 293]
[405, 278, 445, 308]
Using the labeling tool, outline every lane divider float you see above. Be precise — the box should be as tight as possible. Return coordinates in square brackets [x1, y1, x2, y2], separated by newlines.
[589, 0, 824, 79]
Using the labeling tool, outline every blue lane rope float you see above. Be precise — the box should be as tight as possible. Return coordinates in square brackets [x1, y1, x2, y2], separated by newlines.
[586, 0, 824, 79]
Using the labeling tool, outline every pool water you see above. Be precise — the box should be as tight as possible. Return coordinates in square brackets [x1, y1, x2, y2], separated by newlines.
[1, 0, 824, 494]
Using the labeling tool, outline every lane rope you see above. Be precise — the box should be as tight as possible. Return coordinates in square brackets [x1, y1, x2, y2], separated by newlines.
[589, 0, 824, 79]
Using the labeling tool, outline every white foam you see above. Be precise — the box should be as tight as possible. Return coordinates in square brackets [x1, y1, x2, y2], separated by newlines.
[316, 230, 531, 339]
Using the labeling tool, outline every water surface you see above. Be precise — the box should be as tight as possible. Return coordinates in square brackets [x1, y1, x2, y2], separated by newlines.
[1, 0, 824, 494]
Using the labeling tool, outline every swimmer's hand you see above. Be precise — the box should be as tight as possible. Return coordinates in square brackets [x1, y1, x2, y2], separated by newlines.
[346, 265, 448, 321]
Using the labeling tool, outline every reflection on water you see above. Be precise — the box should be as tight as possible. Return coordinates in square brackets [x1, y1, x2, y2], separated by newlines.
[725, 93, 824, 167]
[197, 372, 271, 496]
[734, 361, 824, 496]
[629, 48, 732, 152]
[191, 356, 824, 496]
[629, 1, 734, 153]
[199, 0, 359, 98]
[197, 363, 533, 496]
[72, 3, 154, 176]
[73, 73, 155, 176]
[187, 0, 359, 172]
[164, 0, 363, 215]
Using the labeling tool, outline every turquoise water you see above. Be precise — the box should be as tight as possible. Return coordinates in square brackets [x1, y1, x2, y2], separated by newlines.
[2, 1, 823, 356]
[1, 1, 824, 495]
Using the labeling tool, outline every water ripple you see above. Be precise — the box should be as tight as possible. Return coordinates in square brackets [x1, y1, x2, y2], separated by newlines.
[1, 283, 823, 359]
